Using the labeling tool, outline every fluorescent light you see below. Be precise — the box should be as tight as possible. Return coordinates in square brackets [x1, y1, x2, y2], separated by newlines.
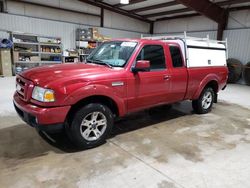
[120, 0, 129, 4]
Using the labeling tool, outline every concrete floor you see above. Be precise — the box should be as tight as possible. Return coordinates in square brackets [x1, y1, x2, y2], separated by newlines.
[0, 77, 250, 188]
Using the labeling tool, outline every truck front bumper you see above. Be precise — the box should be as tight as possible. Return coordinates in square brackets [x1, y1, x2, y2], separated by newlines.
[13, 92, 71, 133]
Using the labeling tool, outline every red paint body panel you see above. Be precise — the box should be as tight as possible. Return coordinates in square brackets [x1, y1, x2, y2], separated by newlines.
[14, 92, 70, 125]
[185, 66, 228, 99]
[13, 38, 228, 128]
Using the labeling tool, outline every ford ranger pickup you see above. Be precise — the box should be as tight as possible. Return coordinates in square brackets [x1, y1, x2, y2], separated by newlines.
[13, 35, 228, 148]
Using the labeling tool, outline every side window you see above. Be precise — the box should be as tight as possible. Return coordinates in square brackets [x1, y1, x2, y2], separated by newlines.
[169, 45, 183, 68]
[136, 45, 166, 70]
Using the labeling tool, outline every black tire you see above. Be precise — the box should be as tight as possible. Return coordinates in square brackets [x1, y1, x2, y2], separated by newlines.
[227, 58, 243, 83]
[243, 62, 250, 86]
[192, 87, 214, 114]
[66, 103, 114, 149]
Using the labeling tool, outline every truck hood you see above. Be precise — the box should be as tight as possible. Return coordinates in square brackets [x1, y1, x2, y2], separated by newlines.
[20, 63, 121, 86]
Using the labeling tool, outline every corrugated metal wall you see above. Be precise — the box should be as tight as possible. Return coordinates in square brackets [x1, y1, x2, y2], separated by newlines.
[5, 0, 149, 34]
[104, 10, 149, 33]
[0, 13, 145, 50]
[154, 16, 218, 34]
[224, 29, 250, 65]
[143, 31, 217, 39]
[0, 0, 150, 50]
[0, 30, 9, 39]
[154, 10, 250, 65]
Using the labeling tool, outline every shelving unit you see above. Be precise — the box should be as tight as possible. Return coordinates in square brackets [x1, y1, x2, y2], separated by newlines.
[10, 32, 63, 73]
[75, 28, 102, 62]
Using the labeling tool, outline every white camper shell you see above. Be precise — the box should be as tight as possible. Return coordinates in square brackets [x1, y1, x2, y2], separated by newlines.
[142, 33, 227, 68]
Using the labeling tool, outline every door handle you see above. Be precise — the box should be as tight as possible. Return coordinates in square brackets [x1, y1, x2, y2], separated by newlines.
[164, 75, 171, 80]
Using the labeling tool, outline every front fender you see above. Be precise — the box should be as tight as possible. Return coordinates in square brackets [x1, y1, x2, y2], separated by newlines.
[64, 84, 126, 116]
[192, 74, 219, 100]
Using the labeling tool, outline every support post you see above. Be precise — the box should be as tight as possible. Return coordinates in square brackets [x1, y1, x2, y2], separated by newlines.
[150, 22, 154, 35]
[100, 8, 104, 27]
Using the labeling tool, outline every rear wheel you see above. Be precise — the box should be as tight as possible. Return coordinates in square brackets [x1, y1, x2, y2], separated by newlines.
[192, 87, 214, 114]
[66, 103, 114, 149]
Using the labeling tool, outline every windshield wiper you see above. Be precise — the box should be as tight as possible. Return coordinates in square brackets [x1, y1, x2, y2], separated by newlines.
[87, 59, 113, 69]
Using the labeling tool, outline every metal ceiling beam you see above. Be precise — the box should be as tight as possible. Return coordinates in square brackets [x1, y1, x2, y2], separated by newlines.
[138, 0, 250, 19]
[175, 0, 227, 23]
[155, 3, 250, 22]
[143, 8, 192, 18]
[175, 0, 229, 40]
[155, 4, 250, 21]
[129, 1, 180, 13]
[114, 0, 147, 8]
[217, 0, 250, 6]
[129, 0, 250, 14]
[79, 0, 151, 23]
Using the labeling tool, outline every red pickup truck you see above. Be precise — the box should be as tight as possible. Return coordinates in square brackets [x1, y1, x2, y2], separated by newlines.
[14, 36, 228, 148]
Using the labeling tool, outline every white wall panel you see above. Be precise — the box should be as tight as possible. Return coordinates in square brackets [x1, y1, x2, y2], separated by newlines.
[142, 31, 217, 40]
[228, 10, 250, 29]
[6, 1, 100, 26]
[104, 9, 149, 33]
[6, 1, 149, 34]
[6, 1, 25, 14]
[0, 13, 144, 50]
[100, 28, 142, 39]
[0, 31, 9, 39]
[223, 29, 250, 65]
[154, 16, 217, 34]
[153, 11, 250, 65]
[13, 0, 100, 14]
[58, 0, 100, 14]
[186, 31, 217, 40]
[19, 0, 60, 7]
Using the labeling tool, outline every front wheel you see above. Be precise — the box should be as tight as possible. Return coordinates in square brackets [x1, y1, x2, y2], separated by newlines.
[192, 87, 214, 114]
[66, 103, 114, 149]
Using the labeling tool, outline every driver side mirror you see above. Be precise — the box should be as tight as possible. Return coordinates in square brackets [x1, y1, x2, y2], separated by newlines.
[132, 60, 150, 73]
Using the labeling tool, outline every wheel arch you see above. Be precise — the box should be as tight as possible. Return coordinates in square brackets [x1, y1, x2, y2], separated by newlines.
[206, 80, 218, 94]
[192, 76, 219, 100]
[66, 95, 120, 125]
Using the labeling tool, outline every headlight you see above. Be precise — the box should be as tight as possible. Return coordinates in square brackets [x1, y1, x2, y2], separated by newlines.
[32, 86, 55, 102]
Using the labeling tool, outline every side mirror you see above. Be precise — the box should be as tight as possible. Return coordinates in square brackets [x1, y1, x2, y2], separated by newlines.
[132, 60, 150, 73]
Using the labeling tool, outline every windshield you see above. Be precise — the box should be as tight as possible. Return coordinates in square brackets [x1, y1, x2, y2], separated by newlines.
[87, 41, 137, 67]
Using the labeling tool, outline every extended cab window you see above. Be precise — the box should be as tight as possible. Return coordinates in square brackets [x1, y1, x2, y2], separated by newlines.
[169, 45, 183, 68]
[136, 45, 166, 70]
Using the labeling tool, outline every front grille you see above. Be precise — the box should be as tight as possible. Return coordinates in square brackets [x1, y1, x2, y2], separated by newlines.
[16, 75, 34, 101]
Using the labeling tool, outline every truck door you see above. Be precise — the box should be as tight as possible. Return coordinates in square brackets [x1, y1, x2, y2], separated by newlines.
[127, 44, 171, 111]
[168, 44, 188, 102]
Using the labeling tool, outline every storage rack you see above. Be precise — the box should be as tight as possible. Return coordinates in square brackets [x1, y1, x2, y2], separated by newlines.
[10, 32, 63, 73]
[75, 28, 102, 62]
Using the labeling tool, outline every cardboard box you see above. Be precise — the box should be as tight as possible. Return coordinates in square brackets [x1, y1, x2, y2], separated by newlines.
[13, 51, 19, 62]
[30, 56, 40, 62]
[0, 49, 12, 76]
[76, 41, 88, 48]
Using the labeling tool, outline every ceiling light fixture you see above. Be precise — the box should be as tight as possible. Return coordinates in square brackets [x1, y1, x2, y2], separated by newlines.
[120, 0, 129, 5]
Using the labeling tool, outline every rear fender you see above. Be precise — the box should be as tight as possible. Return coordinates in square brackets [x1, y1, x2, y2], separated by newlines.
[192, 74, 219, 100]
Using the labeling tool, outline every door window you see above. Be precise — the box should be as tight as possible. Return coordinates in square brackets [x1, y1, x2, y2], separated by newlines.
[136, 45, 166, 70]
[169, 45, 183, 68]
